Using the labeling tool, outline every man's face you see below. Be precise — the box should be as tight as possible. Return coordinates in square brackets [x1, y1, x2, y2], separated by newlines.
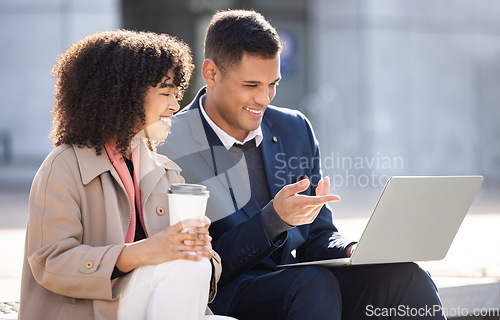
[206, 53, 281, 141]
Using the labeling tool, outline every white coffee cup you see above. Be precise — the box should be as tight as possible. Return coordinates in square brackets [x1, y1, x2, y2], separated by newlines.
[168, 183, 210, 226]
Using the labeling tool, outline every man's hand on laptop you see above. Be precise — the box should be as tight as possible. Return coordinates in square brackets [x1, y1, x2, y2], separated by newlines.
[273, 176, 340, 226]
[346, 243, 358, 257]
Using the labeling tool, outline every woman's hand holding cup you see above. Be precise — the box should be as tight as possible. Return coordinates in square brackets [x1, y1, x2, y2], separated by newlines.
[116, 217, 213, 272]
[181, 216, 213, 258]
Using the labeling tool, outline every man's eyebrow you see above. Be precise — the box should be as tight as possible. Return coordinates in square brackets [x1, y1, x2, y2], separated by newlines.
[243, 77, 281, 84]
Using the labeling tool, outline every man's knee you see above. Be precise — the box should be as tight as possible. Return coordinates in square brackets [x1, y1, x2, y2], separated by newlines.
[336, 263, 442, 314]
[372, 263, 436, 288]
[339, 263, 431, 284]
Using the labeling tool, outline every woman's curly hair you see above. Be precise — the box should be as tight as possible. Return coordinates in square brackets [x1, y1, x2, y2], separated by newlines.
[50, 29, 194, 155]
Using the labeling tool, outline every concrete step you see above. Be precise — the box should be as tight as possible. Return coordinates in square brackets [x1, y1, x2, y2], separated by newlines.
[434, 277, 500, 318]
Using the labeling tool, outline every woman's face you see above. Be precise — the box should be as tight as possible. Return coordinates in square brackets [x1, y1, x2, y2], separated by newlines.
[141, 69, 180, 142]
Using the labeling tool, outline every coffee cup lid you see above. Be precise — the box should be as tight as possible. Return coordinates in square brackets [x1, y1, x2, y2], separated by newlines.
[169, 183, 210, 195]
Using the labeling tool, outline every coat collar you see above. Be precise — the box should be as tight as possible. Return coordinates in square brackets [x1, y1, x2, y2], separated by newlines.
[73, 143, 181, 186]
[73, 145, 114, 185]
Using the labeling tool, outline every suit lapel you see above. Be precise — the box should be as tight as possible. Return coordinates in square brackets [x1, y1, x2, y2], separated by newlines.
[179, 91, 253, 218]
[261, 116, 288, 197]
[198, 112, 255, 217]
[185, 106, 219, 174]
[186, 90, 263, 218]
[179, 88, 292, 219]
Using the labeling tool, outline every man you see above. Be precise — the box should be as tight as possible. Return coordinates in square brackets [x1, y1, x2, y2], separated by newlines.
[159, 9, 445, 320]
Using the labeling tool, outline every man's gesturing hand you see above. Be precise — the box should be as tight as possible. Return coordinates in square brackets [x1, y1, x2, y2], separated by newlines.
[273, 176, 340, 226]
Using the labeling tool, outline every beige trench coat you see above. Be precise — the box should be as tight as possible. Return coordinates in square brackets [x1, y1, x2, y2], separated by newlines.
[19, 143, 221, 319]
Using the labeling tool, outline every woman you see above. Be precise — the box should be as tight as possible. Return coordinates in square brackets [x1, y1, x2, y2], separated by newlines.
[20, 30, 222, 320]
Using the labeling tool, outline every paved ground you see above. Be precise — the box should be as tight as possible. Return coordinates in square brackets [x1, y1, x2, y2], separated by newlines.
[0, 168, 499, 318]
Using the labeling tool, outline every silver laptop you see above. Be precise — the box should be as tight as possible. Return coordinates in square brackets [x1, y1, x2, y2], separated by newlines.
[279, 176, 484, 267]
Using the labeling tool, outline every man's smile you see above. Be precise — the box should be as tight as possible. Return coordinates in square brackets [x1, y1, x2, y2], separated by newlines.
[243, 106, 264, 116]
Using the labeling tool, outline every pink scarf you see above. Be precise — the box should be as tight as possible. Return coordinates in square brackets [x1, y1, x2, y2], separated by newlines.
[104, 141, 145, 243]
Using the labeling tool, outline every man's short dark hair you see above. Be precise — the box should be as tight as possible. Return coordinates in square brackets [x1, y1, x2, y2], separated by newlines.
[204, 9, 282, 72]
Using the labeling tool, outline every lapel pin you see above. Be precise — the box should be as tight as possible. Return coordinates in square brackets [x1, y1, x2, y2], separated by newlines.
[272, 136, 278, 143]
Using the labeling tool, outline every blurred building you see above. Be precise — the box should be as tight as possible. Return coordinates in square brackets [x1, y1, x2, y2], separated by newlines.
[1, 0, 499, 190]
[0, 0, 121, 167]
[307, 0, 500, 191]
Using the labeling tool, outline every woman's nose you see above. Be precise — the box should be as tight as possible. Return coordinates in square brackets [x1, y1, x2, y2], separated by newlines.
[170, 99, 180, 112]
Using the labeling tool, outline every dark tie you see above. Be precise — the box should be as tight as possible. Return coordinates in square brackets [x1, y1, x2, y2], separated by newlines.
[232, 139, 272, 208]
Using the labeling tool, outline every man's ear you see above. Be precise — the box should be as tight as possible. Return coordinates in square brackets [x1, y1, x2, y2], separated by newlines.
[202, 59, 219, 86]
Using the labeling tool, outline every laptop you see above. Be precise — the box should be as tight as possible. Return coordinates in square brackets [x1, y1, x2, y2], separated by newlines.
[279, 175, 484, 267]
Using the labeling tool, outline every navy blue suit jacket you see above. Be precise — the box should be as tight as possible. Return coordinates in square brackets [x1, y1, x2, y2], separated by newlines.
[159, 88, 353, 313]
